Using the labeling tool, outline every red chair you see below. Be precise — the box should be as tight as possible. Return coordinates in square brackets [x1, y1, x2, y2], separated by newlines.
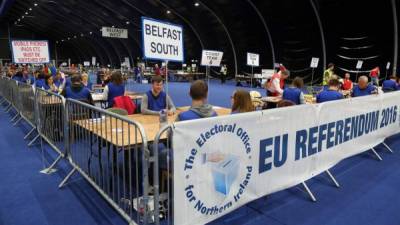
[113, 96, 136, 115]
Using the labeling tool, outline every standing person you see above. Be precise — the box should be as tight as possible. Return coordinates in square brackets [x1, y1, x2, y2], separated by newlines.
[35, 73, 47, 88]
[220, 64, 227, 84]
[317, 78, 343, 103]
[231, 89, 254, 114]
[53, 71, 65, 90]
[96, 67, 106, 85]
[382, 75, 398, 92]
[342, 73, 353, 91]
[177, 80, 217, 121]
[102, 71, 125, 107]
[323, 63, 335, 86]
[282, 77, 305, 105]
[369, 66, 380, 86]
[141, 76, 176, 115]
[352, 76, 378, 97]
[266, 70, 290, 97]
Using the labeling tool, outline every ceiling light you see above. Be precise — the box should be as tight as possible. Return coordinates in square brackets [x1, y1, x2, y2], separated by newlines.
[21, 16, 24, 18]
[167, 10, 171, 14]
[14, 22, 17, 24]
[62, 39, 64, 42]
[68, 37, 70, 40]
[194, 2, 200, 6]
[112, 25, 115, 28]
[74, 35, 77, 38]
[29, 8, 32, 11]
[34, 3, 38, 6]
[17, 19, 20, 21]
[25, 12, 28, 15]
[126, 21, 130, 25]
[89, 32, 92, 35]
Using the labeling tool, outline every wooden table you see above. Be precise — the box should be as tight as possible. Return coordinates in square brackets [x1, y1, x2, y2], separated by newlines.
[261, 96, 317, 105]
[73, 106, 231, 147]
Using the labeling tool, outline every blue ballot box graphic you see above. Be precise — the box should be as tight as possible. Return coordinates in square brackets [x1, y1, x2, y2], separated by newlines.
[211, 155, 239, 195]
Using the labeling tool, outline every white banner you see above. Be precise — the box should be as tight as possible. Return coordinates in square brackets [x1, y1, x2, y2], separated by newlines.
[173, 92, 400, 225]
[386, 62, 391, 70]
[92, 57, 96, 67]
[83, 61, 90, 67]
[310, 57, 319, 68]
[102, 27, 128, 39]
[142, 17, 184, 62]
[247, 52, 259, 67]
[11, 40, 50, 64]
[356, 60, 363, 69]
[201, 50, 224, 67]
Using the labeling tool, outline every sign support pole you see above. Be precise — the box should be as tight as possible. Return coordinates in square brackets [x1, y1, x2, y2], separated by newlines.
[165, 60, 169, 111]
[206, 66, 210, 88]
[251, 65, 254, 88]
[311, 67, 315, 87]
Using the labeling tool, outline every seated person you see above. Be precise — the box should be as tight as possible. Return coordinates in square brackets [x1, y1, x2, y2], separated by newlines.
[382, 75, 398, 92]
[61, 75, 93, 104]
[43, 75, 59, 93]
[177, 80, 217, 121]
[81, 72, 93, 90]
[231, 90, 254, 114]
[35, 73, 47, 88]
[352, 76, 378, 97]
[282, 77, 305, 105]
[102, 71, 125, 107]
[141, 76, 176, 115]
[342, 73, 353, 91]
[53, 71, 65, 90]
[317, 78, 343, 103]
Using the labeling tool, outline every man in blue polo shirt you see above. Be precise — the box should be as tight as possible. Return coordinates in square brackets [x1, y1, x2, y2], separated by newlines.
[61, 74, 93, 105]
[141, 75, 176, 115]
[282, 77, 305, 105]
[382, 75, 398, 92]
[352, 76, 378, 97]
[177, 80, 217, 121]
[317, 78, 343, 103]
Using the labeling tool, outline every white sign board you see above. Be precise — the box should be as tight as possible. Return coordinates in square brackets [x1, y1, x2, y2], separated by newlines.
[310, 57, 319, 68]
[102, 27, 128, 39]
[247, 53, 259, 67]
[173, 92, 400, 225]
[261, 69, 275, 79]
[274, 63, 280, 68]
[201, 50, 224, 67]
[92, 57, 96, 66]
[11, 40, 50, 64]
[142, 17, 184, 62]
[83, 61, 90, 67]
[61, 62, 67, 67]
[356, 60, 363, 69]
[124, 57, 131, 68]
[386, 62, 391, 70]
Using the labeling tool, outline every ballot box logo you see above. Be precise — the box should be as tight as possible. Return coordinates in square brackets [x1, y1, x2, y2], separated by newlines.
[183, 124, 253, 216]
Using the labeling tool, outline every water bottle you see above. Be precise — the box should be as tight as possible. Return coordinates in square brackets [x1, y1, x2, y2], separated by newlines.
[159, 109, 167, 128]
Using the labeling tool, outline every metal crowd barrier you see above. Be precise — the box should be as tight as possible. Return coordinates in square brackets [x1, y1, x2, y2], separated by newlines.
[152, 125, 173, 225]
[59, 99, 151, 225]
[0, 76, 7, 105]
[2, 78, 16, 115]
[15, 82, 40, 144]
[35, 88, 66, 173]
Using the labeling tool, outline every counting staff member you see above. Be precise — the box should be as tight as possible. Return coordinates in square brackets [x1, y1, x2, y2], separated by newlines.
[177, 80, 217, 121]
[316, 78, 343, 103]
[61, 74, 93, 104]
[352, 76, 378, 97]
[35, 73, 47, 88]
[102, 71, 125, 108]
[382, 75, 398, 92]
[43, 75, 59, 93]
[266, 70, 290, 97]
[282, 77, 305, 105]
[141, 75, 176, 115]
[323, 63, 335, 86]
[81, 72, 93, 90]
[342, 73, 353, 91]
[231, 90, 254, 114]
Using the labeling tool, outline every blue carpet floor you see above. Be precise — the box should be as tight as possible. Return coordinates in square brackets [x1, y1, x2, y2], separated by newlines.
[1, 80, 400, 225]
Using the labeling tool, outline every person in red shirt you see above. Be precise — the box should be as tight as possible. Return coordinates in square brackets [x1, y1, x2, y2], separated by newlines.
[154, 64, 161, 76]
[342, 73, 353, 90]
[369, 67, 380, 86]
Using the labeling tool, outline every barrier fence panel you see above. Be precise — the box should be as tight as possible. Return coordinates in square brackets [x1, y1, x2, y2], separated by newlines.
[2, 78, 16, 113]
[152, 125, 173, 225]
[35, 88, 66, 173]
[8, 79, 20, 121]
[15, 82, 39, 141]
[60, 99, 151, 225]
[0, 77, 7, 104]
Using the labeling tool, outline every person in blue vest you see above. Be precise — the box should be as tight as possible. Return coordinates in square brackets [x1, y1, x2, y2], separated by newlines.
[382, 75, 398, 92]
[53, 71, 65, 90]
[177, 80, 217, 121]
[81, 72, 93, 90]
[35, 73, 47, 88]
[43, 75, 59, 93]
[352, 76, 378, 97]
[11, 70, 25, 83]
[317, 78, 343, 103]
[141, 75, 176, 115]
[102, 71, 125, 107]
[282, 77, 305, 105]
[61, 74, 93, 104]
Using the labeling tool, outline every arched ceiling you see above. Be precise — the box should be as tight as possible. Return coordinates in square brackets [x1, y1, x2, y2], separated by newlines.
[1, 0, 399, 82]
